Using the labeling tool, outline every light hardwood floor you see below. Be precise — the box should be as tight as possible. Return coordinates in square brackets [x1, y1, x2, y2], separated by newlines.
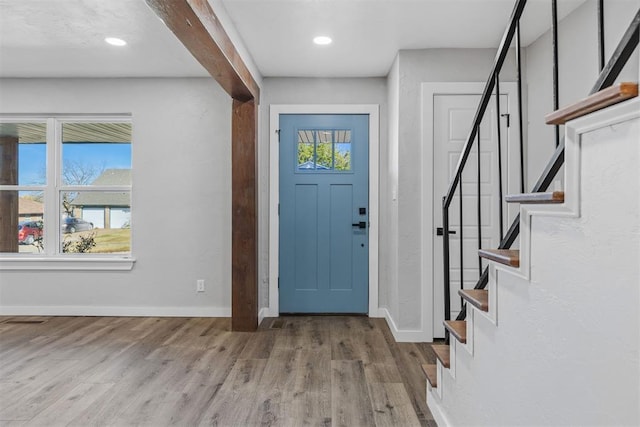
[0, 316, 437, 427]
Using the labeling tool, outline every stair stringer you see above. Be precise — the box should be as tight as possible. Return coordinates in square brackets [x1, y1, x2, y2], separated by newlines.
[426, 99, 640, 426]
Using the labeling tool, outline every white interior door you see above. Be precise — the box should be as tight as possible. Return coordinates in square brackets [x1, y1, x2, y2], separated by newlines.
[432, 91, 518, 338]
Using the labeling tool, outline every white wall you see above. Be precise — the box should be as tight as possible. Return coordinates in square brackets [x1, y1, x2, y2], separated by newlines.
[259, 77, 387, 313]
[0, 78, 233, 316]
[208, 0, 263, 88]
[386, 49, 518, 334]
[383, 56, 400, 319]
[525, 0, 639, 189]
[430, 99, 640, 427]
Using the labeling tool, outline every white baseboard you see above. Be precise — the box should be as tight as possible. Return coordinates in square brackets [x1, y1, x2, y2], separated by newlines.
[0, 306, 231, 317]
[427, 387, 453, 427]
[380, 308, 429, 342]
[258, 307, 271, 326]
[368, 307, 385, 318]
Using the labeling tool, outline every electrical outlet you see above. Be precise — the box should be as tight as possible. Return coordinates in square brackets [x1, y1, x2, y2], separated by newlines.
[196, 279, 205, 292]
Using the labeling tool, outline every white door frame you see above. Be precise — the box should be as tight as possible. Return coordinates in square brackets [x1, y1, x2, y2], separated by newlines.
[421, 82, 520, 340]
[269, 104, 380, 317]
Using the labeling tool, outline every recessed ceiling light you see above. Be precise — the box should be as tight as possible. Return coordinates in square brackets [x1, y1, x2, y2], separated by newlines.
[313, 36, 332, 46]
[105, 37, 127, 47]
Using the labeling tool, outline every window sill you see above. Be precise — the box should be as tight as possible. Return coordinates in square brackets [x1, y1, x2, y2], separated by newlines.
[0, 256, 135, 271]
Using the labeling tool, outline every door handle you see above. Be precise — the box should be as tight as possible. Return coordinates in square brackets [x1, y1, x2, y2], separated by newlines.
[352, 221, 367, 229]
[436, 227, 457, 236]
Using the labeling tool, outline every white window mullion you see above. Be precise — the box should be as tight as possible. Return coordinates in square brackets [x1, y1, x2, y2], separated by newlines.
[43, 118, 58, 256]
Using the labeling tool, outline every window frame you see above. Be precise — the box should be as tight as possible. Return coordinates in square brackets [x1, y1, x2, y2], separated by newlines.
[0, 115, 135, 270]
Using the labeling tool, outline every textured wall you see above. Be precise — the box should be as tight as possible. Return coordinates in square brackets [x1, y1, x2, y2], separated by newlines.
[0, 78, 233, 315]
[383, 57, 400, 320]
[389, 48, 518, 331]
[525, 0, 639, 190]
[433, 101, 639, 426]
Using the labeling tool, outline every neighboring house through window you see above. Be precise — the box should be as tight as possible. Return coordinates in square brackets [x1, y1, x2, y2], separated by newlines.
[18, 197, 44, 221]
[71, 170, 132, 230]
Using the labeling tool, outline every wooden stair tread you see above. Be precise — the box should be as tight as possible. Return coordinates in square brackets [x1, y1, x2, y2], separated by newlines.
[505, 191, 564, 204]
[443, 320, 467, 344]
[431, 345, 450, 368]
[459, 289, 489, 312]
[422, 364, 438, 388]
[478, 249, 520, 268]
[545, 82, 638, 125]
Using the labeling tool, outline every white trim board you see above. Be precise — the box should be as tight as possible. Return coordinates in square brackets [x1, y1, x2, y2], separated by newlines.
[258, 307, 270, 326]
[421, 82, 520, 341]
[380, 308, 426, 342]
[427, 386, 453, 427]
[0, 306, 231, 317]
[269, 104, 381, 318]
[0, 257, 135, 270]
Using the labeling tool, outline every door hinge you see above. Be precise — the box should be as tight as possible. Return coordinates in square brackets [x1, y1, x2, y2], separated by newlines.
[276, 129, 281, 142]
[278, 203, 280, 216]
[500, 113, 510, 127]
[278, 277, 280, 289]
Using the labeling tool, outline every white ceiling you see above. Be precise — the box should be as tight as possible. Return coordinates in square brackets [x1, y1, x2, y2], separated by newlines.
[221, 0, 588, 77]
[0, 0, 208, 78]
[0, 0, 587, 79]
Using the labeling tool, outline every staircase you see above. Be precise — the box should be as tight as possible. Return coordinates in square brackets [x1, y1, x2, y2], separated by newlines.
[425, 2, 640, 425]
[425, 92, 639, 426]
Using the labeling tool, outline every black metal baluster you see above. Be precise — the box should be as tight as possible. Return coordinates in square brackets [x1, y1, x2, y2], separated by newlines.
[552, 0, 560, 148]
[443, 0, 528, 209]
[442, 198, 451, 326]
[598, 0, 605, 71]
[495, 74, 505, 240]
[477, 129, 482, 277]
[453, 3, 640, 325]
[459, 180, 464, 308]
[440, 0, 531, 327]
[516, 22, 526, 192]
[592, 9, 639, 92]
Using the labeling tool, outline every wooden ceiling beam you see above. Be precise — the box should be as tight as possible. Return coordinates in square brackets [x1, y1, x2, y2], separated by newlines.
[146, 0, 260, 102]
[147, 0, 260, 331]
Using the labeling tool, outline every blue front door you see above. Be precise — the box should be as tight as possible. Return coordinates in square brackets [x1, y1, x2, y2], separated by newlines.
[279, 114, 369, 313]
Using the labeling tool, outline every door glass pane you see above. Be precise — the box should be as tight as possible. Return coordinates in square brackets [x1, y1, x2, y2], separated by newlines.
[296, 129, 351, 171]
[61, 122, 131, 186]
[61, 191, 131, 254]
[316, 130, 333, 169]
[297, 130, 315, 169]
[0, 122, 47, 186]
[334, 130, 352, 171]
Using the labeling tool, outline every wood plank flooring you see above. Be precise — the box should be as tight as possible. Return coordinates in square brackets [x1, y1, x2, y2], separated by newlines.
[0, 316, 438, 427]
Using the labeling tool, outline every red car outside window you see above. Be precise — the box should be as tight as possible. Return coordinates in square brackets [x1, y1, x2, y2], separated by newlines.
[18, 221, 43, 245]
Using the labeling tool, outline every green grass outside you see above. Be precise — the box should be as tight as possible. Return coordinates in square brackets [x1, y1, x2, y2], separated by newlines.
[73, 228, 130, 253]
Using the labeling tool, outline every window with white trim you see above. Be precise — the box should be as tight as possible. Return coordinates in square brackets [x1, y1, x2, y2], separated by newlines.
[0, 117, 132, 262]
